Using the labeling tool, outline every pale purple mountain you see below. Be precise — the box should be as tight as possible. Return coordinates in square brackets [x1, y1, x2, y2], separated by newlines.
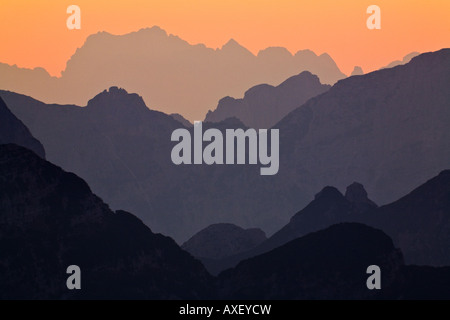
[0, 26, 346, 121]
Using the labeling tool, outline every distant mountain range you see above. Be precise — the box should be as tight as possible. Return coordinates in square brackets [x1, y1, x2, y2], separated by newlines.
[1, 143, 449, 299]
[197, 182, 380, 275]
[1, 49, 449, 244]
[204, 71, 330, 128]
[194, 170, 450, 275]
[0, 26, 346, 121]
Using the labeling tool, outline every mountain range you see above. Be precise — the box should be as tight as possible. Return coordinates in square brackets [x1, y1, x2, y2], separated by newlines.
[1, 142, 449, 299]
[218, 222, 450, 300]
[193, 170, 450, 275]
[1, 49, 449, 244]
[204, 71, 330, 128]
[0, 26, 346, 121]
[0, 101, 449, 299]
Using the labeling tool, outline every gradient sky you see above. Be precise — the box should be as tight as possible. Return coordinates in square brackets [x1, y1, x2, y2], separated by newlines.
[1, 0, 449, 76]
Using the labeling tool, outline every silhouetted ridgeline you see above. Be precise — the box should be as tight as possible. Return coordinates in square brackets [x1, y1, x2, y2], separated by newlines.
[0, 26, 346, 120]
[0, 144, 213, 299]
[0, 96, 45, 158]
[2, 49, 449, 243]
[204, 71, 330, 128]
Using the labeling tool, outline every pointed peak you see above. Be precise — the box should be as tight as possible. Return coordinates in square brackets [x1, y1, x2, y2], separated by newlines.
[314, 186, 344, 201]
[223, 38, 240, 48]
[220, 39, 253, 56]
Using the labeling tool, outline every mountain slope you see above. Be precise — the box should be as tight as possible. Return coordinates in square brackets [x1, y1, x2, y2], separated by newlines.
[275, 48, 450, 207]
[204, 71, 330, 128]
[0, 97, 45, 158]
[368, 170, 450, 266]
[0, 144, 213, 299]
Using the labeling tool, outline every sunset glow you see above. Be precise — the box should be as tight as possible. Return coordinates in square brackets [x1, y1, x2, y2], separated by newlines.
[1, 0, 449, 76]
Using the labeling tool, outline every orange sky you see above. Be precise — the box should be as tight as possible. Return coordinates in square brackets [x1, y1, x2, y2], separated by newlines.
[0, 0, 449, 76]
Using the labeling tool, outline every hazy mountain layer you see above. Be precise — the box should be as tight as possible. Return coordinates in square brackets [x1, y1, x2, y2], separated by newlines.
[0, 26, 346, 120]
[2, 49, 449, 243]
[204, 71, 330, 128]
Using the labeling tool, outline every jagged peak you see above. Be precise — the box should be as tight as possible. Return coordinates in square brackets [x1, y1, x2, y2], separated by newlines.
[222, 38, 240, 48]
[220, 39, 254, 56]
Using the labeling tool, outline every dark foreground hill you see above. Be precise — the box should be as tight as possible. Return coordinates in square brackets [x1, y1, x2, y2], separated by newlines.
[1, 147, 449, 300]
[217, 223, 403, 299]
[217, 223, 450, 300]
[0, 144, 213, 299]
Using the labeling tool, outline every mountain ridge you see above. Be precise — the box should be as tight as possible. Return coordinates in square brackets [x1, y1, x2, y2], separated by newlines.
[204, 71, 330, 128]
[0, 26, 346, 121]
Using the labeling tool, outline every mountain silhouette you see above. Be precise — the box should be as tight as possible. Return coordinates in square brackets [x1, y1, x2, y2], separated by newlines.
[0, 26, 346, 121]
[3, 146, 449, 300]
[381, 52, 420, 69]
[350, 66, 364, 76]
[201, 183, 377, 275]
[205, 170, 450, 275]
[217, 223, 404, 299]
[0, 144, 213, 299]
[2, 49, 449, 243]
[0, 87, 258, 242]
[367, 170, 450, 266]
[182, 223, 266, 260]
[274, 48, 450, 211]
[0, 97, 45, 158]
[217, 222, 450, 299]
[204, 71, 330, 128]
